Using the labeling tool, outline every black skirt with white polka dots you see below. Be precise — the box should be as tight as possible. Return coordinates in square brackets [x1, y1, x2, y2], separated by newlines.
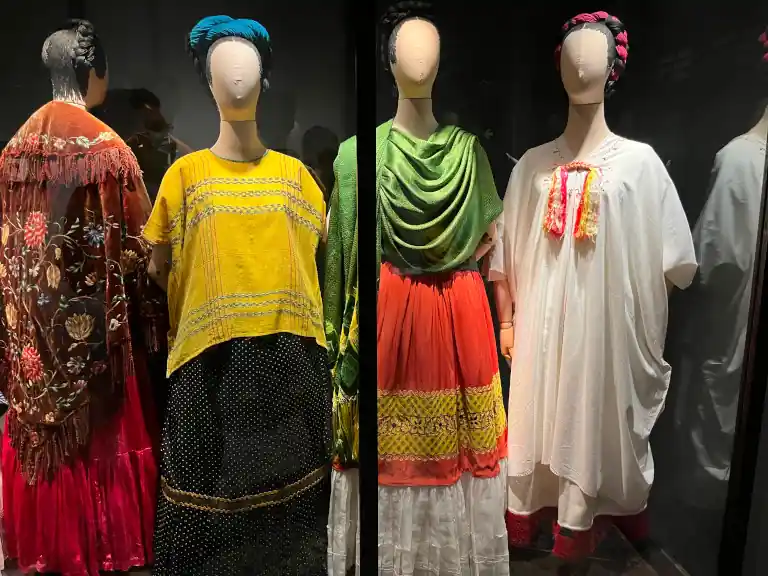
[152, 334, 332, 576]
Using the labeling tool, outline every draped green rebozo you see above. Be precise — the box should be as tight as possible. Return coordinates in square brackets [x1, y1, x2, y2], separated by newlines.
[324, 121, 502, 467]
[377, 120, 502, 276]
[324, 135, 359, 467]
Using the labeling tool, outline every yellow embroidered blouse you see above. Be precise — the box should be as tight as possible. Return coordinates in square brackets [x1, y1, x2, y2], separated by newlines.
[143, 149, 327, 376]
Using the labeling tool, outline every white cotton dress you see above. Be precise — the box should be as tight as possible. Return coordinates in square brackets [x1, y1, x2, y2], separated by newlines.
[489, 133, 697, 532]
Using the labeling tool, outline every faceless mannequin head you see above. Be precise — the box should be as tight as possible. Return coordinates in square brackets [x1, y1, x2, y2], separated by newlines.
[188, 16, 272, 122]
[381, 2, 439, 99]
[208, 38, 263, 120]
[389, 18, 440, 98]
[42, 19, 108, 108]
[556, 12, 628, 104]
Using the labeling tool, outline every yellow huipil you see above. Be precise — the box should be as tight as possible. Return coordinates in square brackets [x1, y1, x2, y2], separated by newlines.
[143, 149, 327, 376]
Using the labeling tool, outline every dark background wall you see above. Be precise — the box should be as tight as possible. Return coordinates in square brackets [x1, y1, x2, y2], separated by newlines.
[2, 0, 354, 152]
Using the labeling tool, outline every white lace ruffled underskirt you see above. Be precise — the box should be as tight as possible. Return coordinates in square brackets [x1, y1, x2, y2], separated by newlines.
[328, 468, 360, 575]
[378, 459, 510, 576]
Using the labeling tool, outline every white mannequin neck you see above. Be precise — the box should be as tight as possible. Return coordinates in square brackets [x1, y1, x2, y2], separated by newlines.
[562, 101, 611, 160]
[211, 120, 266, 161]
[207, 37, 266, 162]
[389, 18, 440, 140]
[393, 97, 439, 140]
[747, 104, 768, 140]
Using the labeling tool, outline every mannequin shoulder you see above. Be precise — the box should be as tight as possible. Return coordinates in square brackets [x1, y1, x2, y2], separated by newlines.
[715, 134, 765, 169]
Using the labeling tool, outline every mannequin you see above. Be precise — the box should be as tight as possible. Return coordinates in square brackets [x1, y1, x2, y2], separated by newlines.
[489, 11, 697, 562]
[663, 25, 768, 533]
[0, 19, 161, 575]
[375, 4, 510, 575]
[144, 16, 330, 575]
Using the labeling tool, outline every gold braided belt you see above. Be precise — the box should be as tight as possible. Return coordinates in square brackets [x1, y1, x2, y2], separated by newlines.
[160, 465, 328, 514]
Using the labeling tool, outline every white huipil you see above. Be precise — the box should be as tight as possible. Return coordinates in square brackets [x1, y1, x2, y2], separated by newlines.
[489, 134, 697, 530]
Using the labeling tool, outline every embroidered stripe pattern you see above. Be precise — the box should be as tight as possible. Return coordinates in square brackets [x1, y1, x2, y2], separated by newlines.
[164, 175, 309, 236]
[187, 203, 322, 238]
[173, 291, 323, 347]
[378, 373, 506, 461]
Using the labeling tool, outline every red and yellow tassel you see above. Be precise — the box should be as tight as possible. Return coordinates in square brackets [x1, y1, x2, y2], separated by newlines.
[543, 161, 600, 242]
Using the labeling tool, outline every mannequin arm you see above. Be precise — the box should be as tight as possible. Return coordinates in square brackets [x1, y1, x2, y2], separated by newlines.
[474, 222, 497, 261]
[493, 277, 515, 325]
[493, 277, 515, 360]
[148, 243, 172, 293]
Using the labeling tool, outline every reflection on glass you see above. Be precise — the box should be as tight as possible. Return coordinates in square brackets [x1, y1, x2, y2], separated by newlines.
[651, 28, 768, 576]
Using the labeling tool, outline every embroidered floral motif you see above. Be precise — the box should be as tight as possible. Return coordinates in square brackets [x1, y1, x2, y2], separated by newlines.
[66, 356, 85, 375]
[120, 250, 139, 275]
[20, 347, 43, 382]
[5, 303, 17, 329]
[46, 265, 61, 289]
[65, 314, 95, 341]
[83, 222, 105, 247]
[7, 130, 116, 152]
[24, 212, 48, 248]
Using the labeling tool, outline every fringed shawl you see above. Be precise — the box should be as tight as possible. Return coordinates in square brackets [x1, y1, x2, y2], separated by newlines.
[0, 101, 160, 483]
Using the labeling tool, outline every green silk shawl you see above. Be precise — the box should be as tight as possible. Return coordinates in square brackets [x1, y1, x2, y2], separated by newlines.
[377, 120, 502, 276]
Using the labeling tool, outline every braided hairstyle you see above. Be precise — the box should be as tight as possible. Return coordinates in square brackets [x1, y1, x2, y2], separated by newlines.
[42, 19, 107, 97]
[187, 16, 272, 91]
[555, 12, 628, 95]
[379, 1, 436, 71]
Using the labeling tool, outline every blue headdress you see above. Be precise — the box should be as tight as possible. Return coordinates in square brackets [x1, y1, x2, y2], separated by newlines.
[187, 16, 272, 88]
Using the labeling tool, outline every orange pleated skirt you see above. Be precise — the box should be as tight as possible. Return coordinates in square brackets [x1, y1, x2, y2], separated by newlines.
[377, 262, 507, 487]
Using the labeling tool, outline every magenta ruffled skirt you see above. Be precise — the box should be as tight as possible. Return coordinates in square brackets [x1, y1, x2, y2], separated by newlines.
[2, 372, 158, 576]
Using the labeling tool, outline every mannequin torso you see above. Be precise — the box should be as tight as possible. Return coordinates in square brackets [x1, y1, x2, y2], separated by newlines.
[488, 14, 697, 556]
[143, 16, 331, 573]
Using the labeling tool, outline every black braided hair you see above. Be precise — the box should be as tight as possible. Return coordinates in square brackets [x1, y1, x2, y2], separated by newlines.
[556, 12, 628, 95]
[42, 19, 107, 97]
[379, 1, 436, 71]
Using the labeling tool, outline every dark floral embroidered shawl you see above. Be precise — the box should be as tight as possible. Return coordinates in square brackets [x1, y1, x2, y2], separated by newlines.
[0, 101, 161, 482]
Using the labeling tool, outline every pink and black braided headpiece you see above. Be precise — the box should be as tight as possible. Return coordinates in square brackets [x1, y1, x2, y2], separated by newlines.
[555, 11, 628, 94]
[759, 26, 768, 62]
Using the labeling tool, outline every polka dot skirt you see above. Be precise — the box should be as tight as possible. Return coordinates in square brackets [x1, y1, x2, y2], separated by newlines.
[152, 334, 332, 575]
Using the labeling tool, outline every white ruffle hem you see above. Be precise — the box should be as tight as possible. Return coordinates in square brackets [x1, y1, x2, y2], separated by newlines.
[378, 459, 509, 576]
[328, 468, 360, 575]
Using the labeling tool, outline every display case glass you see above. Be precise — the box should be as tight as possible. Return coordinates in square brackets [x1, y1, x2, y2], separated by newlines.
[374, 1, 768, 574]
[1, 2, 354, 575]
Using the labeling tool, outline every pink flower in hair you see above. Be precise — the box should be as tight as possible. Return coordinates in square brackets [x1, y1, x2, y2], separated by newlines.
[616, 31, 628, 45]
[616, 45, 628, 61]
[759, 31, 768, 44]
[763, 52, 768, 63]
[609, 70, 620, 81]
[594, 11, 610, 20]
